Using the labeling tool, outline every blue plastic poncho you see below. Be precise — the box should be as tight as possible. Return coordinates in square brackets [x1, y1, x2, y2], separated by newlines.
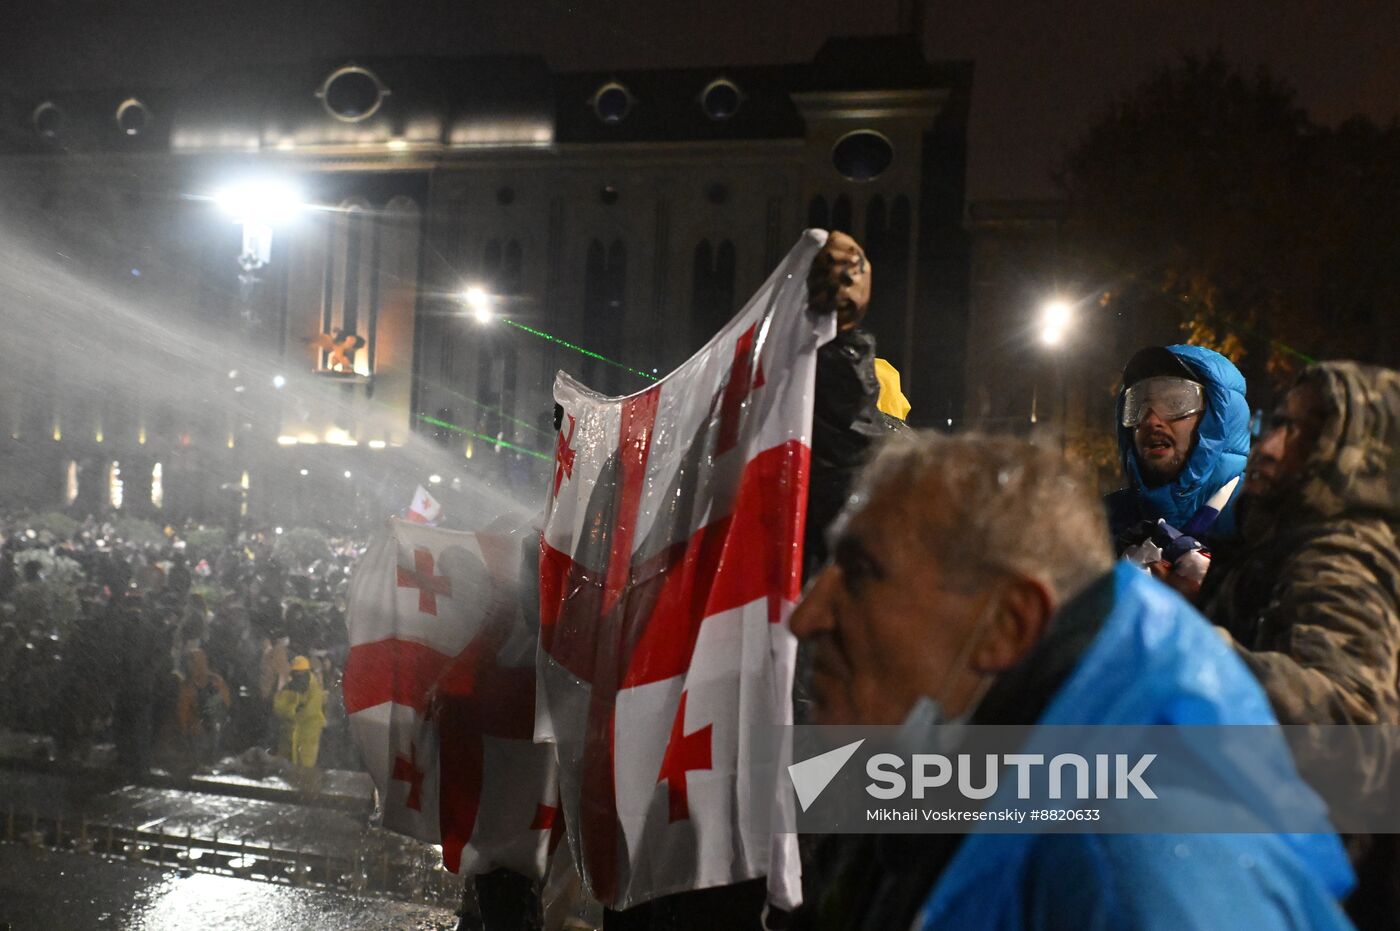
[915, 563, 1356, 931]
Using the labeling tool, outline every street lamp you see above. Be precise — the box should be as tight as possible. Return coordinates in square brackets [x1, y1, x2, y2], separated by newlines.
[462, 285, 494, 324]
[1036, 297, 1075, 453]
[1039, 299, 1073, 346]
[211, 180, 305, 271]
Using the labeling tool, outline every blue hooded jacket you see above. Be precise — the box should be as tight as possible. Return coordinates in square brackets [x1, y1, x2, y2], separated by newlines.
[915, 563, 1355, 931]
[1107, 344, 1250, 541]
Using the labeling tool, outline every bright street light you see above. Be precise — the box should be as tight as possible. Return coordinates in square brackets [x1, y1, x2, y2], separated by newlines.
[212, 181, 304, 225]
[211, 180, 305, 270]
[463, 285, 493, 323]
[1038, 298, 1074, 346]
[272, 374, 286, 389]
[428, 473, 442, 485]
[1034, 297, 1076, 455]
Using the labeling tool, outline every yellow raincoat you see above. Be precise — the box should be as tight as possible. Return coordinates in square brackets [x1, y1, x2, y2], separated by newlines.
[272, 674, 327, 768]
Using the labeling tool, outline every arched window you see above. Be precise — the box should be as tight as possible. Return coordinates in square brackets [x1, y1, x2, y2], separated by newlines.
[691, 239, 737, 349]
[476, 335, 500, 448]
[318, 200, 377, 376]
[582, 238, 627, 394]
[866, 195, 887, 248]
[863, 194, 913, 379]
[478, 238, 524, 435]
[831, 194, 853, 235]
[480, 237, 524, 295]
[483, 238, 503, 277]
[503, 240, 524, 296]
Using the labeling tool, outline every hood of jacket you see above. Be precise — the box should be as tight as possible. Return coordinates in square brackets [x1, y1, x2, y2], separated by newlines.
[1116, 344, 1251, 530]
[1283, 361, 1400, 525]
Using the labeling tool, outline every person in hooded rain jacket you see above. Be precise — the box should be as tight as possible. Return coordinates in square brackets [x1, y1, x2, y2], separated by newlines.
[791, 432, 1354, 931]
[1202, 361, 1400, 930]
[176, 647, 230, 767]
[272, 654, 326, 770]
[1106, 345, 1251, 559]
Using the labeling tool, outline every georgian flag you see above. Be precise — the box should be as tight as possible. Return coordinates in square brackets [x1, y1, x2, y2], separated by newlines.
[344, 518, 557, 878]
[537, 231, 832, 910]
[406, 485, 443, 525]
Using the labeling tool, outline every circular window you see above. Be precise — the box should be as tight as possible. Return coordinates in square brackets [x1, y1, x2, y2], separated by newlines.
[700, 79, 743, 121]
[115, 98, 151, 137]
[592, 83, 633, 125]
[319, 66, 387, 122]
[32, 102, 63, 140]
[600, 185, 620, 206]
[832, 130, 894, 182]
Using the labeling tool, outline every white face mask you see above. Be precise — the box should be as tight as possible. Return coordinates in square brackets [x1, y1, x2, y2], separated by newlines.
[895, 587, 1003, 753]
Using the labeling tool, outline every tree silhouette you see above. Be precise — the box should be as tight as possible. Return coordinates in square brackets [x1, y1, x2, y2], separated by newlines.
[1060, 53, 1400, 400]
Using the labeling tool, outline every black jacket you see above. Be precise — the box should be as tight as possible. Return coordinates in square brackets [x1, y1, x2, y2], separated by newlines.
[805, 329, 907, 578]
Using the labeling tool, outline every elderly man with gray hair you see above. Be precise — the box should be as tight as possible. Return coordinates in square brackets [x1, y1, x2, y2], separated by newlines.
[789, 432, 1355, 931]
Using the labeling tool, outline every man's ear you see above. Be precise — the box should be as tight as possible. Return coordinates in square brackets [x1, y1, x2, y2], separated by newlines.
[971, 576, 1054, 674]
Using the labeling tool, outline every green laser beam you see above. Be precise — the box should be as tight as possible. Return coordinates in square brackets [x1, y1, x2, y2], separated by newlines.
[449, 388, 552, 436]
[418, 237, 660, 383]
[416, 414, 552, 461]
[501, 319, 659, 383]
[1270, 340, 1317, 366]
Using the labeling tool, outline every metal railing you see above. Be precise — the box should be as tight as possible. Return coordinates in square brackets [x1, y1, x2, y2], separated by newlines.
[3, 804, 460, 908]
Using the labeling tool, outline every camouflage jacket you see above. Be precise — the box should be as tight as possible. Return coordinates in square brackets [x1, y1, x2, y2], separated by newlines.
[1204, 362, 1400, 726]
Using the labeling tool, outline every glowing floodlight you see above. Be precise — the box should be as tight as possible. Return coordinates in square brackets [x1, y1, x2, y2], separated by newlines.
[1038, 298, 1074, 347]
[463, 285, 493, 323]
[212, 180, 304, 225]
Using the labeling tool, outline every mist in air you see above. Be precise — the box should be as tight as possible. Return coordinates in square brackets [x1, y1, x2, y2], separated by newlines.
[0, 181, 551, 535]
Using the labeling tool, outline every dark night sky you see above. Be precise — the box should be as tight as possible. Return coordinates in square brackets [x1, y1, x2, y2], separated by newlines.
[5, 0, 1399, 200]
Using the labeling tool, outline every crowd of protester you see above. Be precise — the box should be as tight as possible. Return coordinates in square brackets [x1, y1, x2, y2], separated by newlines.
[2, 230, 1397, 931]
[0, 515, 361, 784]
[569, 233, 1398, 931]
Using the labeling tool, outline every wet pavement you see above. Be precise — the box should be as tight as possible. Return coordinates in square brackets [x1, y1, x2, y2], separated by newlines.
[0, 758, 475, 927]
[0, 844, 458, 930]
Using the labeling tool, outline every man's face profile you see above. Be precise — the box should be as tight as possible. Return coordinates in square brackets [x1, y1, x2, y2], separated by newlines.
[789, 484, 995, 727]
[1245, 381, 1327, 501]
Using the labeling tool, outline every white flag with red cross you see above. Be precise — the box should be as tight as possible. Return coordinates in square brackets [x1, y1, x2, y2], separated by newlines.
[537, 231, 833, 910]
[344, 518, 558, 878]
[406, 485, 443, 525]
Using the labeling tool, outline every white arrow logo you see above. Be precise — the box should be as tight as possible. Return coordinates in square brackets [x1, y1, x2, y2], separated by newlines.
[788, 739, 865, 811]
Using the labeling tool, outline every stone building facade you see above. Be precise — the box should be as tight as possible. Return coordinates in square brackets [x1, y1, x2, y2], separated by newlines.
[0, 36, 971, 526]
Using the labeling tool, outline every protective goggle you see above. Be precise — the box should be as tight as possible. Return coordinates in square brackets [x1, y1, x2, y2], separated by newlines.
[1121, 376, 1205, 428]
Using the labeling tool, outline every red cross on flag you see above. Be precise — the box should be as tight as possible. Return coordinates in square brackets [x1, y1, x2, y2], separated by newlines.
[536, 231, 833, 911]
[406, 485, 443, 525]
[344, 518, 556, 880]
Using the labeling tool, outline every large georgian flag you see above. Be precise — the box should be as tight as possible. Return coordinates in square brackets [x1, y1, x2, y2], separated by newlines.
[537, 231, 833, 910]
[345, 519, 557, 878]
